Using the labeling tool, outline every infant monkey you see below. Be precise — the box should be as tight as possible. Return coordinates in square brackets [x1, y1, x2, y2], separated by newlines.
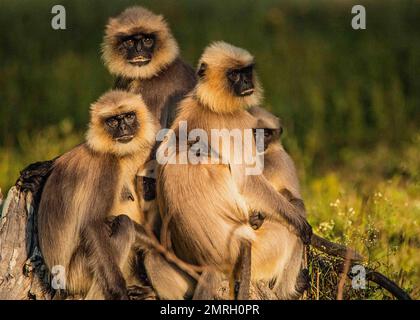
[249, 106, 309, 298]
[249, 106, 304, 228]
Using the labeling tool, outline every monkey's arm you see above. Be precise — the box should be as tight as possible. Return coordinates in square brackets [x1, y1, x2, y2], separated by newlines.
[82, 221, 129, 300]
[249, 188, 305, 229]
[280, 188, 306, 213]
[243, 175, 312, 244]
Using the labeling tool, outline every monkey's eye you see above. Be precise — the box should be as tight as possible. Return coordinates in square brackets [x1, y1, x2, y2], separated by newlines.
[124, 39, 134, 48]
[143, 37, 154, 48]
[228, 71, 240, 83]
[264, 131, 272, 138]
[106, 118, 119, 128]
[125, 113, 136, 123]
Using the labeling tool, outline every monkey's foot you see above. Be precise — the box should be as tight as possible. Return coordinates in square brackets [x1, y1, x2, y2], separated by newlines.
[15, 159, 55, 194]
[127, 285, 157, 300]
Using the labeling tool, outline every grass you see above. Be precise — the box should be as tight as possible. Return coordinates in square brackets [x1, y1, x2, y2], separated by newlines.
[0, 0, 419, 299]
[305, 152, 420, 299]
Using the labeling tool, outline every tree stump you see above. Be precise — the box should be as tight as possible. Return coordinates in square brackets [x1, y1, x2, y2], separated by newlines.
[0, 187, 51, 300]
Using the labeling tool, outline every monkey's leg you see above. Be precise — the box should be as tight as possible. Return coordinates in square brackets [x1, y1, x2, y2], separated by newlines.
[144, 251, 194, 300]
[83, 216, 135, 300]
[107, 214, 137, 262]
[108, 215, 156, 301]
[192, 269, 223, 300]
[130, 222, 194, 300]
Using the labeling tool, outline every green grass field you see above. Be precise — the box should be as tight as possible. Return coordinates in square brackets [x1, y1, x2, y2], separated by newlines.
[0, 0, 419, 299]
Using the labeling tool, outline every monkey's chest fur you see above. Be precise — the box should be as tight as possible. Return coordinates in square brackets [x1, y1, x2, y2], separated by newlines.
[111, 157, 145, 224]
[161, 108, 258, 268]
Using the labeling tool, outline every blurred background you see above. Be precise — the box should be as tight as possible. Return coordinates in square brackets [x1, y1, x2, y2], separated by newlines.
[0, 0, 419, 299]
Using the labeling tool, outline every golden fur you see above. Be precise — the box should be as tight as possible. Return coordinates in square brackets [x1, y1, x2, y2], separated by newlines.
[156, 43, 310, 299]
[38, 90, 158, 299]
[102, 6, 179, 79]
[195, 41, 263, 114]
[86, 90, 157, 157]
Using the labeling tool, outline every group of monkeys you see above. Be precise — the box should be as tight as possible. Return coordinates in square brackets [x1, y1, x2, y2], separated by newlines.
[18, 6, 312, 300]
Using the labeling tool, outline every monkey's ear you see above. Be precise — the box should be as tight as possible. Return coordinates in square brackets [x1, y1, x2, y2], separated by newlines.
[277, 117, 284, 136]
[197, 63, 207, 79]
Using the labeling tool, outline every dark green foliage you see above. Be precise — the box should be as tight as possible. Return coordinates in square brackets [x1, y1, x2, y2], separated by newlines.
[1, 0, 419, 162]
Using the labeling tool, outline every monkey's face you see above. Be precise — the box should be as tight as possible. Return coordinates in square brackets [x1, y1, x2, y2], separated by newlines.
[253, 128, 282, 150]
[227, 64, 255, 97]
[104, 112, 139, 144]
[195, 42, 263, 113]
[118, 33, 156, 66]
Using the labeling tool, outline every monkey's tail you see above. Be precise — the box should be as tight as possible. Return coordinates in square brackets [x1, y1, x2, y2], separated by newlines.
[310, 233, 412, 300]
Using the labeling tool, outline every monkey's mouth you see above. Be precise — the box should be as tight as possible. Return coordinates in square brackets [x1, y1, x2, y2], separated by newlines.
[128, 56, 151, 66]
[240, 88, 255, 96]
[115, 135, 134, 143]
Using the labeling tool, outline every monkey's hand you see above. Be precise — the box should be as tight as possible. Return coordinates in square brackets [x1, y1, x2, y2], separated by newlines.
[249, 212, 265, 230]
[15, 159, 55, 195]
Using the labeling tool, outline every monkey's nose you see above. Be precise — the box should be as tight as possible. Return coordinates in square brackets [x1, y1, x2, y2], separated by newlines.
[136, 42, 142, 52]
[119, 124, 129, 134]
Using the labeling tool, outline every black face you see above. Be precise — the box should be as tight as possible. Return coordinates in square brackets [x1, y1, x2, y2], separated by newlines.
[227, 64, 255, 97]
[104, 112, 138, 143]
[118, 33, 156, 66]
[253, 128, 282, 151]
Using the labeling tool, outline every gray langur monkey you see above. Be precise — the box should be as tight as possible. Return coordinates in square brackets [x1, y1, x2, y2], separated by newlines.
[37, 90, 158, 299]
[102, 6, 197, 129]
[248, 106, 309, 299]
[155, 42, 312, 300]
